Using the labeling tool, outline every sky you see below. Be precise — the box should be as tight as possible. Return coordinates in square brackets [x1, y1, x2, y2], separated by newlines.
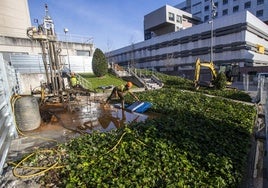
[28, 0, 184, 52]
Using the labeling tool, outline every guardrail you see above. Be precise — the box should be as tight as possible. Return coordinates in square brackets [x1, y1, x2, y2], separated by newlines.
[76, 73, 93, 90]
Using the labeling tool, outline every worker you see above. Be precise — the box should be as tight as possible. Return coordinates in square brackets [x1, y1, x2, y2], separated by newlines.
[105, 82, 139, 109]
[70, 72, 78, 88]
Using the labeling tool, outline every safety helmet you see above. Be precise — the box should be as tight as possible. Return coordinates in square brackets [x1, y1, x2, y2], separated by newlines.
[126, 82, 133, 88]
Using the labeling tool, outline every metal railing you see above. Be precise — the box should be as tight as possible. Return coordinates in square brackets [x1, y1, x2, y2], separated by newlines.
[63, 67, 93, 90]
[76, 73, 93, 90]
[0, 54, 18, 175]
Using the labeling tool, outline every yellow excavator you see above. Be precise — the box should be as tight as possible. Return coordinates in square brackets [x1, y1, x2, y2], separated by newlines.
[193, 58, 233, 89]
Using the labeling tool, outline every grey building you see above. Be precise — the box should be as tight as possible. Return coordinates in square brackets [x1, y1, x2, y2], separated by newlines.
[109, 10, 268, 80]
[144, 5, 201, 40]
[176, 0, 268, 24]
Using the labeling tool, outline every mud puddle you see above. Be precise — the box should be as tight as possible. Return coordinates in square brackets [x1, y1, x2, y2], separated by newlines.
[6, 99, 157, 165]
[53, 101, 157, 133]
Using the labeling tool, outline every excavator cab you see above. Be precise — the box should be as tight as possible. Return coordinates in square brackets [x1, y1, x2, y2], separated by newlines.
[219, 64, 239, 83]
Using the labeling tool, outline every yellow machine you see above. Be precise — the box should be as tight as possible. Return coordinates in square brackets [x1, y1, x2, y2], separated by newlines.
[193, 58, 233, 89]
[194, 58, 217, 89]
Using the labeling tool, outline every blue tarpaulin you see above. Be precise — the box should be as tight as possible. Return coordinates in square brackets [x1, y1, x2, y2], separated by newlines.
[114, 101, 152, 113]
[126, 101, 152, 113]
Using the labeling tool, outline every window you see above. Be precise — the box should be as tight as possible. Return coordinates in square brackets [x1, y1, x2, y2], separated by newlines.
[223, 0, 228, 5]
[76, 50, 90, 56]
[257, 0, 264, 5]
[223, 9, 228, 16]
[168, 12, 175, 21]
[204, 5, 209, 11]
[256, 10, 264, 17]
[204, 15, 209, 22]
[233, 5, 239, 12]
[244, 1, 251, 9]
[176, 15, 182, 23]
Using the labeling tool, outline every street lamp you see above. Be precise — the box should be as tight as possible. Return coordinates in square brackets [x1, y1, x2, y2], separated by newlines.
[210, 0, 217, 62]
[64, 28, 71, 72]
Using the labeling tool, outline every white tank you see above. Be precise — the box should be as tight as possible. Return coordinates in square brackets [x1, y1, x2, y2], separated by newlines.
[15, 96, 41, 131]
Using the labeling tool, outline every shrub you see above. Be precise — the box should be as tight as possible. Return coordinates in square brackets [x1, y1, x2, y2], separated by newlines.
[92, 48, 108, 77]
[213, 72, 227, 90]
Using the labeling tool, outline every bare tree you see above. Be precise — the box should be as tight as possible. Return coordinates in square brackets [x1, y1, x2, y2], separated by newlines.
[165, 53, 174, 71]
[105, 39, 113, 68]
[129, 36, 136, 69]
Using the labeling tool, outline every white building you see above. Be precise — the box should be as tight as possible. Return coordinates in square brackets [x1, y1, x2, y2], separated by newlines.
[109, 10, 268, 80]
[176, 0, 268, 24]
[144, 5, 201, 40]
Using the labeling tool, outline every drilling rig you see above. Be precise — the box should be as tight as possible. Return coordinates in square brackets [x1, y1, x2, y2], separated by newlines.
[26, 4, 91, 106]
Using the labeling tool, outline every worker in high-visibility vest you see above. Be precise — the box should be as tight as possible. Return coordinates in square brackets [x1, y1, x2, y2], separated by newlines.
[70, 72, 78, 88]
[105, 82, 139, 109]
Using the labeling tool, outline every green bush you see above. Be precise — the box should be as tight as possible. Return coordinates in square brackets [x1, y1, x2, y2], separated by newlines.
[92, 48, 108, 77]
[213, 72, 227, 90]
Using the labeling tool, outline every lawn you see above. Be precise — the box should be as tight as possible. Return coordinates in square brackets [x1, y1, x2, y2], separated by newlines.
[79, 73, 126, 91]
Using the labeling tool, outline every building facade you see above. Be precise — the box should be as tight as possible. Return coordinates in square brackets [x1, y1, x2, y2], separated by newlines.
[176, 0, 268, 24]
[144, 5, 201, 40]
[108, 11, 268, 80]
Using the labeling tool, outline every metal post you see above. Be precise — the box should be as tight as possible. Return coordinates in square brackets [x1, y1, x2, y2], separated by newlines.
[210, 0, 217, 62]
[210, 20, 213, 62]
[64, 28, 71, 72]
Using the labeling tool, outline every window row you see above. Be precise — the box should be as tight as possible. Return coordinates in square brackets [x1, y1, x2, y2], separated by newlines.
[222, 0, 264, 5]
[204, 0, 264, 12]
[204, 8, 264, 21]
[168, 12, 182, 23]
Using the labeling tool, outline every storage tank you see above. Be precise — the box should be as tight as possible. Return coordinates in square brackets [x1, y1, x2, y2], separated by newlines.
[15, 96, 41, 131]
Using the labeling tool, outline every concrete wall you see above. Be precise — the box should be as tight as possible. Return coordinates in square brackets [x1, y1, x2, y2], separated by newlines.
[0, 36, 94, 57]
[18, 73, 46, 94]
[144, 6, 167, 30]
[0, 0, 31, 38]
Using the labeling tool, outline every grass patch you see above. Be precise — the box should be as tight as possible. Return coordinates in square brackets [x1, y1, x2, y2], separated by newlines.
[79, 73, 126, 91]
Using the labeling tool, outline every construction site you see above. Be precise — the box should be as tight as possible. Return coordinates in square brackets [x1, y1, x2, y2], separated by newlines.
[0, 1, 268, 187]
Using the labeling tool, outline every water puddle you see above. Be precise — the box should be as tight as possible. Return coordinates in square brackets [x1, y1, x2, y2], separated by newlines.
[36, 97, 159, 136]
[58, 102, 156, 133]
[9, 98, 158, 159]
